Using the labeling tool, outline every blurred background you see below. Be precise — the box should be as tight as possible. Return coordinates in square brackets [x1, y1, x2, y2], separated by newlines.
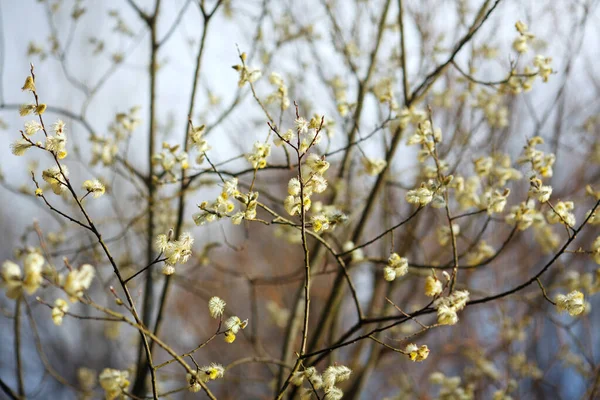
[1, 0, 600, 399]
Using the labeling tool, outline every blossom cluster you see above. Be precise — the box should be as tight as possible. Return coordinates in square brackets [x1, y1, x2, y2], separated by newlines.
[383, 253, 409, 282]
[155, 231, 194, 275]
[266, 72, 290, 110]
[193, 178, 258, 226]
[152, 142, 189, 174]
[405, 343, 430, 362]
[433, 290, 470, 326]
[284, 154, 330, 216]
[232, 52, 261, 87]
[187, 363, 225, 392]
[1, 253, 44, 299]
[91, 107, 141, 166]
[207, 296, 248, 343]
[309, 202, 347, 233]
[555, 290, 585, 316]
[291, 365, 352, 400]
[99, 368, 130, 400]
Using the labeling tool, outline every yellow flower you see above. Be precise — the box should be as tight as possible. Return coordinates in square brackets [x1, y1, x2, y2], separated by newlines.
[198, 363, 225, 383]
[62, 264, 95, 301]
[436, 304, 458, 325]
[373, 77, 395, 106]
[361, 157, 387, 176]
[21, 76, 36, 92]
[533, 55, 553, 82]
[208, 296, 226, 319]
[224, 330, 236, 343]
[35, 104, 47, 115]
[52, 298, 69, 326]
[555, 290, 585, 316]
[42, 166, 69, 194]
[156, 232, 194, 272]
[513, 20, 535, 54]
[187, 372, 202, 392]
[484, 189, 510, 215]
[433, 290, 470, 325]
[10, 139, 33, 156]
[515, 21, 529, 35]
[232, 63, 261, 87]
[20, 104, 35, 116]
[306, 154, 330, 175]
[322, 365, 351, 388]
[311, 215, 329, 233]
[24, 120, 42, 135]
[82, 179, 106, 198]
[383, 253, 409, 282]
[406, 184, 433, 206]
[424, 275, 443, 297]
[473, 157, 493, 177]
[99, 369, 130, 400]
[23, 253, 44, 294]
[406, 343, 430, 362]
[225, 315, 248, 334]
[1, 261, 23, 299]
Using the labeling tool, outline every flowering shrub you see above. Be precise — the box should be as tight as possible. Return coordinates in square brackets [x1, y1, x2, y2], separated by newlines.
[1, 1, 600, 399]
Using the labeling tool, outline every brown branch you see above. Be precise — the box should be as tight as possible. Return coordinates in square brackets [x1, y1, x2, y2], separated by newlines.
[14, 298, 24, 398]
[0, 376, 19, 400]
[398, 0, 410, 104]
[409, 0, 503, 102]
